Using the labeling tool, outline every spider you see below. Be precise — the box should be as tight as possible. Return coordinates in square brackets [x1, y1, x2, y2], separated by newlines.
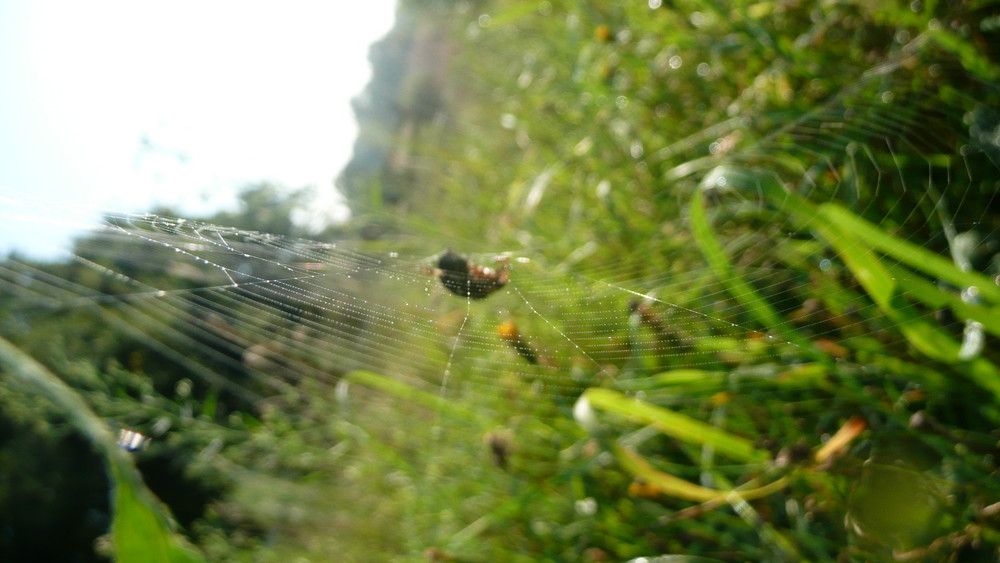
[431, 249, 510, 299]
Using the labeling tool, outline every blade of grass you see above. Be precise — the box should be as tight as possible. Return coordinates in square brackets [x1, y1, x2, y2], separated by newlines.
[624, 556, 726, 563]
[884, 262, 1000, 339]
[761, 178, 999, 305]
[616, 369, 725, 392]
[582, 388, 771, 463]
[819, 203, 1000, 305]
[927, 28, 1000, 81]
[690, 177, 817, 356]
[617, 363, 829, 394]
[690, 188, 783, 330]
[760, 182, 1000, 395]
[815, 213, 957, 357]
[0, 336, 205, 563]
[111, 463, 205, 563]
[613, 444, 788, 503]
[344, 370, 483, 423]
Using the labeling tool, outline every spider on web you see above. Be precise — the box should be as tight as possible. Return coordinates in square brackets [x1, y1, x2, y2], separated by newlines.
[426, 249, 510, 299]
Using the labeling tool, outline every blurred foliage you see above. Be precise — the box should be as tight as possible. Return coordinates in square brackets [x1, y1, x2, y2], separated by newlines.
[3, 0, 1000, 562]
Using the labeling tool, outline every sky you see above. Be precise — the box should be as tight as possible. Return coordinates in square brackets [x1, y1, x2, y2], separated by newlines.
[0, 1, 396, 258]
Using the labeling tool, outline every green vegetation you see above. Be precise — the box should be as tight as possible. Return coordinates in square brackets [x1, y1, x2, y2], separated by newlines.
[3, 1, 1000, 561]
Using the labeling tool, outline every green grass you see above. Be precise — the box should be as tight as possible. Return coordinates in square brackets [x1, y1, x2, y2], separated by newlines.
[3, 0, 1000, 561]
[317, 1, 1000, 560]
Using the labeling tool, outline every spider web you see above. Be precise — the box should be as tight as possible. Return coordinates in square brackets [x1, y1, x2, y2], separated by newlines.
[3, 81, 996, 413]
[1, 10, 999, 560]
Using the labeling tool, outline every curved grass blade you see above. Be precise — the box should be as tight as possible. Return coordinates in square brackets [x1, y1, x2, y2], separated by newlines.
[111, 464, 205, 563]
[614, 444, 788, 503]
[0, 336, 205, 563]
